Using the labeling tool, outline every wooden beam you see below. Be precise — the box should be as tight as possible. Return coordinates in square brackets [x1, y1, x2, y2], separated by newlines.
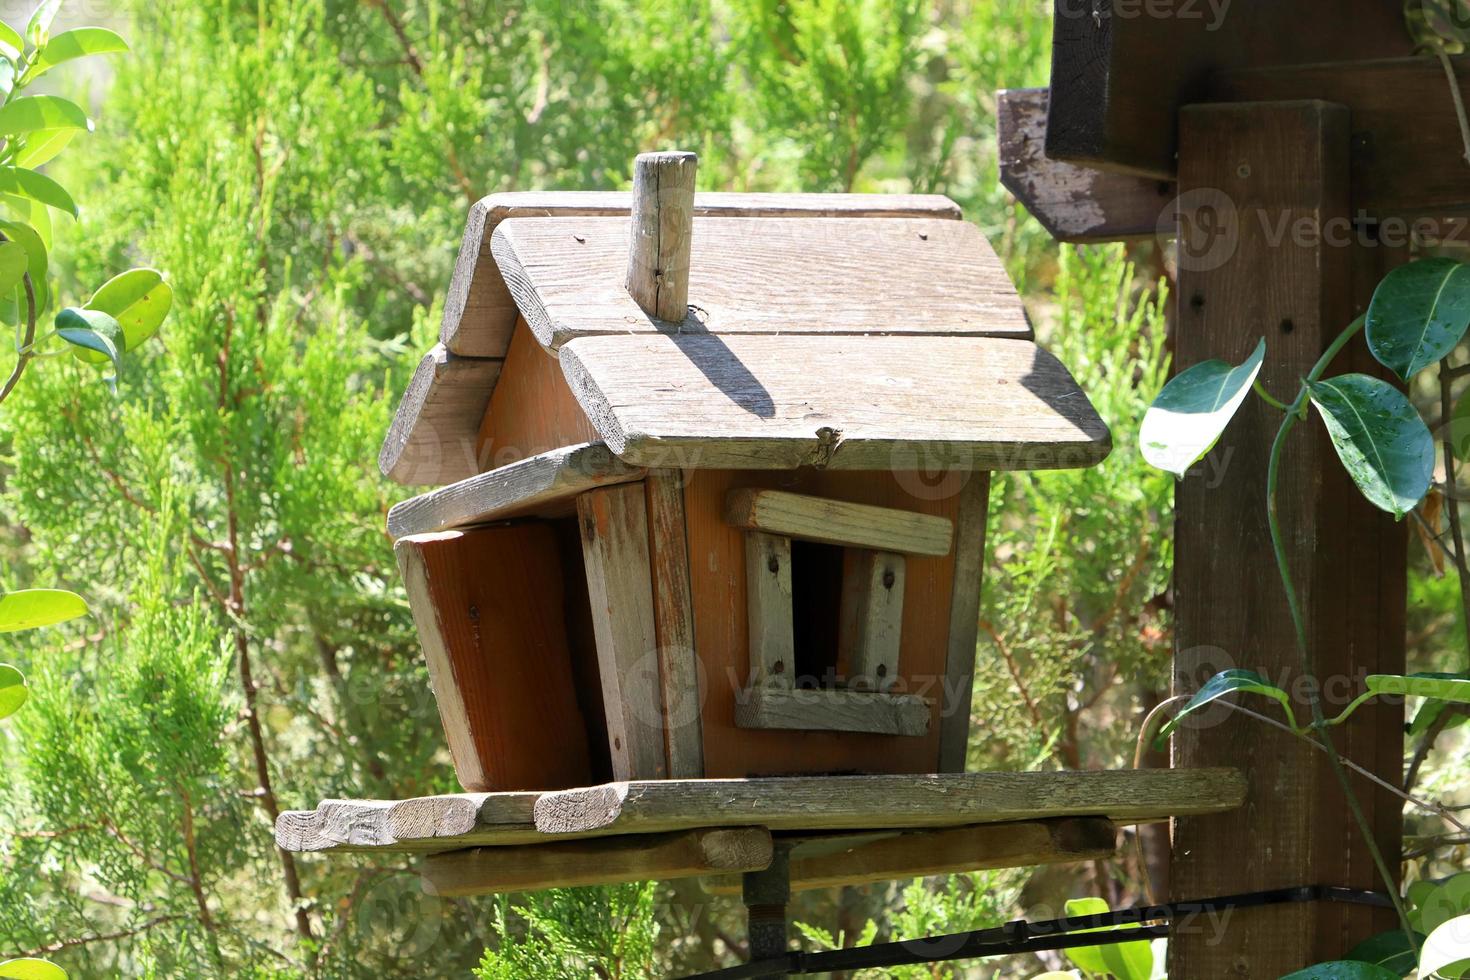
[734, 686, 931, 737]
[938, 473, 991, 773]
[379, 343, 501, 486]
[1210, 55, 1470, 216]
[743, 530, 794, 689]
[839, 550, 906, 692]
[443, 191, 963, 358]
[560, 334, 1112, 472]
[644, 469, 705, 778]
[727, 489, 953, 558]
[533, 768, 1246, 837]
[396, 527, 594, 792]
[492, 216, 1031, 350]
[577, 484, 666, 781]
[998, 88, 1171, 242]
[276, 793, 543, 853]
[1169, 101, 1404, 975]
[386, 442, 644, 537]
[1046, 0, 1410, 177]
[703, 817, 1117, 894]
[420, 827, 773, 897]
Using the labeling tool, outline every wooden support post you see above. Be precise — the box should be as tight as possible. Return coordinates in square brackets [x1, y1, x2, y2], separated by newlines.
[578, 483, 667, 781]
[1169, 101, 1405, 976]
[840, 550, 905, 692]
[625, 150, 697, 322]
[744, 530, 794, 689]
[645, 469, 705, 778]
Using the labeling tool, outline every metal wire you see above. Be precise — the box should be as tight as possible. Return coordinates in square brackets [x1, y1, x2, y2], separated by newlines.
[678, 884, 1394, 979]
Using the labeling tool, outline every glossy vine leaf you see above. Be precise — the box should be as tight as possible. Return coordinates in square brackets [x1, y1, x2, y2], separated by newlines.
[56, 307, 122, 389]
[0, 588, 85, 632]
[1156, 669, 1299, 746]
[0, 95, 89, 135]
[1058, 898, 1152, 980]
[1306, 375, 1435, 518]
[0, 664, 28, 720]
[1366, 257, 1470, 380]
[1366, 672, 1470, 703]
[1423, 913, 1470, 979]
[1280, 964, 1400, 980]
[1344, 928, 1423, 974]
[1140, 337, 1264, 477]
[26, 27, 128, 81]
[0, 958, 66, 980]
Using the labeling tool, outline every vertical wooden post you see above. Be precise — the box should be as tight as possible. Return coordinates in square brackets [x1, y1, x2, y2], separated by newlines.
[1170, 101, 1405, 975]
[626, 150, 698, 322]
[578, 483, 667, 781]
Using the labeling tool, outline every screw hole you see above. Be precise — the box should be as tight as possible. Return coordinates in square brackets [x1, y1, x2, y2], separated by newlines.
[1280, 318, 1295, 335]
[877, 664, 888, 678]
[882, 570, 896, 589]
[1190, 293, 1206, 311]
[767, 555, 780, 574]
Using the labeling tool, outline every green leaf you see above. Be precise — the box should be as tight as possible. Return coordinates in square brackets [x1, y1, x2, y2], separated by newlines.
[0, 588, 85, 632]
[0, 166, 74, 217]
[24, 0, 62, 49]
[1423, 914, 1470, 979]
[1366, 257, 1470, 380]
[1409, 699, 1470, 736]
[0, 664, 28, 720]
[1307, 375, 1434, 518]
[1366, 673, 1470, 703]
[13, 127, 74, 169]
[1140, 337, 1265, 477]
[81, 268, 171, 356]
[0, 240, 26, 296]
[56, 307, 122, 390]
[1344, 928, 1424, 974]
[28, 27, 128, 80]
[1033, 974, 1080, 980]
[1156, 668, 1299, 746]
[0, 218, 47, 318]
[0, 95, 88, 136]
[0, 21, 24, 61]
[1280, 963, 1400, 980]
[1414, 874, 1470, 935]
[1059, 898, 1153, 980]
[0, 957, 65, 979]
[0, 60, 14, 100]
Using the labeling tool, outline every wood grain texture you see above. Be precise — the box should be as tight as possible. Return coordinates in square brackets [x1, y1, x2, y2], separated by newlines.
[420, 827, 772, 896]
[442, 191, 963, 358]
[533, 768, 1247, 836]
[998, 88, 1171, 242]
[1045, 0, 1410, 177]
[726, 489, 953, 558]
[492, 215, 1031, 349]
[702, 817, 1117, 894]
[734, 687, 930, 737]
[626, 151, 698, 321]
[743, 530, 794, 689]
[560, 334, 1112, 472]
[686, 470, 962, 777]
[1209, 55, 1470, 216]
[644, 470, 705, 778]
[396, 528, 593, 792]
[379, 344, 501, 486]
[938, 474, 991, 773]
[839, 550, 906, 692]
[577, 484, 666, 781]
[276, 793, 542, 853]
[386, 443, 643, 538]
[476, 317, 601, 472]
[1169, 102, 1405, 976]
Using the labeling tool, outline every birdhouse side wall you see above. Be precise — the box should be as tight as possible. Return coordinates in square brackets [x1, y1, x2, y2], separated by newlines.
[476, 317, 599, 473]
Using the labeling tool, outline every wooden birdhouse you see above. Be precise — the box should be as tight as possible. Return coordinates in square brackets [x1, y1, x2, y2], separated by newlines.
[379, 152, 1112, 793]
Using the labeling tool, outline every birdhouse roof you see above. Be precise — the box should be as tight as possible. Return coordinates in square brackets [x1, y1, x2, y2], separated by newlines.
[380, 191, 1110, 487]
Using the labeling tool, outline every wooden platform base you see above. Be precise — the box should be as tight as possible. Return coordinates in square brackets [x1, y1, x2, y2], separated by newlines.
[280, 769, 1243, 896]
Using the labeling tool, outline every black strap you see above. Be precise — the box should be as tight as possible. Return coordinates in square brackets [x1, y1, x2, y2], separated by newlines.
[678, 884, 1393, 979]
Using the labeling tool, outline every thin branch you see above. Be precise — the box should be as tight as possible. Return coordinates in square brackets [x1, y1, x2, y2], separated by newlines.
[0, 253, 37, 406]
[1439, 358, 1470, 653]
[980, 620, 1044, 728]
[1438, 49, 1470, 166]
[9, 914, 182, 958]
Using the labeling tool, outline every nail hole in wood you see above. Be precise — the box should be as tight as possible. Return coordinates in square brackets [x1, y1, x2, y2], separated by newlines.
[1280, 318, 1295, 335]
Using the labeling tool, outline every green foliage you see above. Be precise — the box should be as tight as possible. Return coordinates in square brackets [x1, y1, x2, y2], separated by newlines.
[474, 884, 658, 980]
[1139, 338, 1263, 478]
[1057, 897, 1153, 980]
